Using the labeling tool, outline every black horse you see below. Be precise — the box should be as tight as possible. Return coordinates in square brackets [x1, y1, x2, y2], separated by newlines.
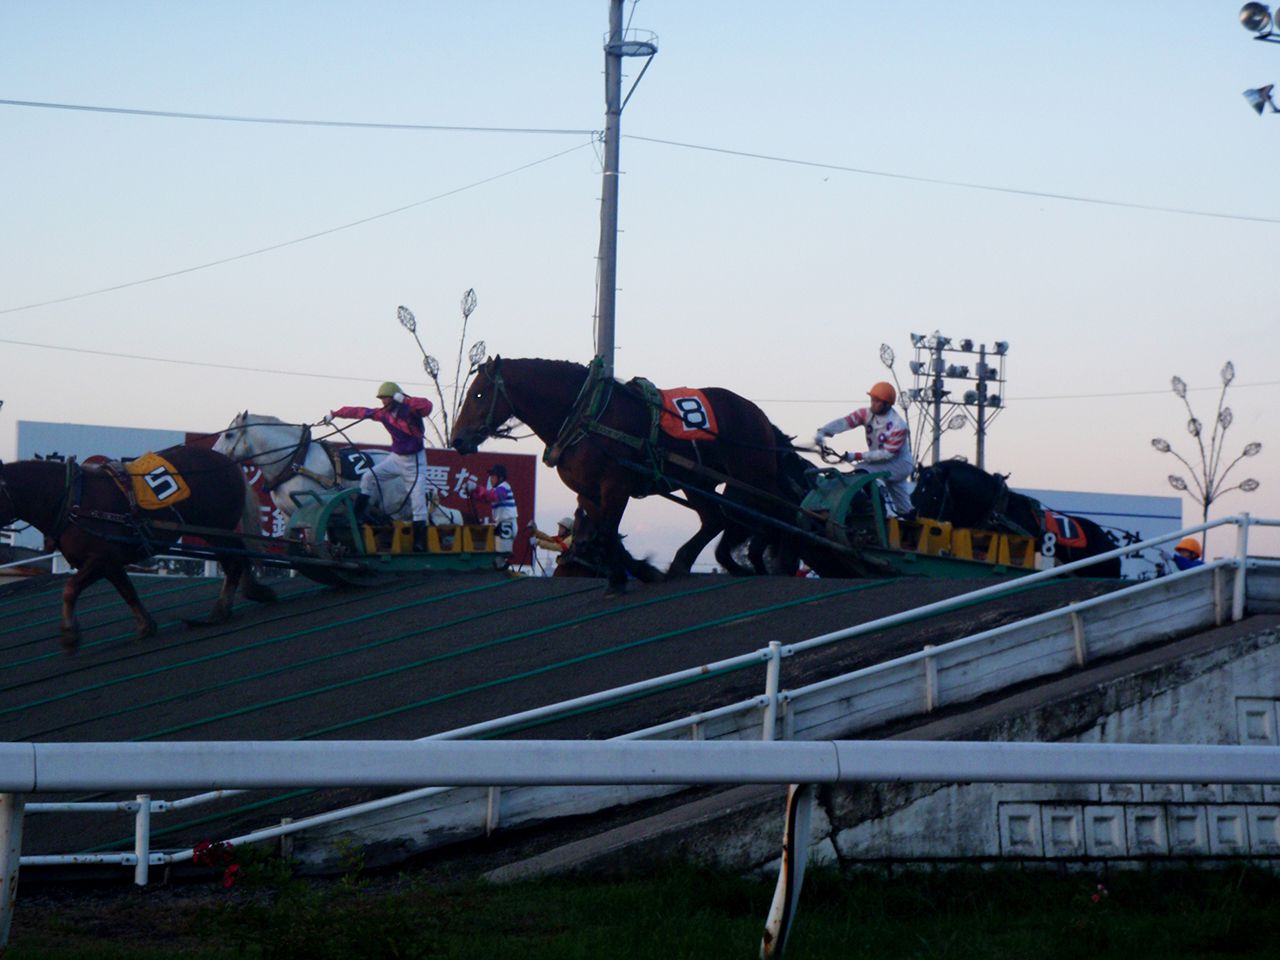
[911, 460, 1121, 577]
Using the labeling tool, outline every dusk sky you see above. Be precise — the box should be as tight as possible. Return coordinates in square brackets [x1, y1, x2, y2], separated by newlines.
[2, 2, 1276, 562]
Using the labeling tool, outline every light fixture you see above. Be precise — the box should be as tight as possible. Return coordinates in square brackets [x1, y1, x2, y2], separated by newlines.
[963, 390, 978, 405]
[958, 338, 974, 352]
[993, 341, 1009, 355]
[945, 364, 970, 378]
[1242, 2, 1273, 34]
[1244, 84, 1279, 114]
[909, 360, 927, 375]
[988, 394, 1002, 408]
[910, 332, 926, 347]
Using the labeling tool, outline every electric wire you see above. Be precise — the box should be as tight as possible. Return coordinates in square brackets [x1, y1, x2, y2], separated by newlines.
[0, 140, 594, 316]
[625, 134, 1280, 226]
[0, 98, 596, 136]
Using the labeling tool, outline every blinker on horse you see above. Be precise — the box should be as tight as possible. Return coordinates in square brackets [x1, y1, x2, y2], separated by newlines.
[450, 357, 797, 591]
[0, 446, 276, 653]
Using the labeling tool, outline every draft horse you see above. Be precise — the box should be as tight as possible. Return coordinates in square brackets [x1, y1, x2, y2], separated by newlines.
[214, 412, 461, 524]
[0, 446, 277, 653]
[911, 459, 1122, 577]
[450, 357, 794, 590]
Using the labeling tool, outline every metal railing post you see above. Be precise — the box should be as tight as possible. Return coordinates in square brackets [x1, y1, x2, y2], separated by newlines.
[923, 644, 938, 712]
[0, 793, 26, 948]
[1234, 513, 1250, 622]
[761, 642, 782, 741]
[133, 795, 150, 887]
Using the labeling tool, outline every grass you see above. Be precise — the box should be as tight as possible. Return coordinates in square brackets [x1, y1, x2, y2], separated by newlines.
[7, 861, 1280, 959]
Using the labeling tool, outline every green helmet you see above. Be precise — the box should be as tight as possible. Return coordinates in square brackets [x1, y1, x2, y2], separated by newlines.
[376, 381, 402, 399]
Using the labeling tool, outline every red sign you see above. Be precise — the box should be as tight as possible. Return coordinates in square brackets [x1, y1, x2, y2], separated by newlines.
[186, 433, 537, 564]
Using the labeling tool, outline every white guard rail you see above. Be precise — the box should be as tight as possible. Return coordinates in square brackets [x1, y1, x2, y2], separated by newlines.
[3, 739, 1280, 950]
[15, 515, 1280, 883]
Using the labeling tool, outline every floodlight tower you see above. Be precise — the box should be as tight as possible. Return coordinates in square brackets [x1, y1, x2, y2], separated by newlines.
[906, 333, 1007, 468]
[594, 0, 657, 378]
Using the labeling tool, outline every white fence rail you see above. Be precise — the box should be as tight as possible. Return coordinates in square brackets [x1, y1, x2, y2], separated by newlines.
[15, 516, 1280, 881]
[4, 739, 1280, 949]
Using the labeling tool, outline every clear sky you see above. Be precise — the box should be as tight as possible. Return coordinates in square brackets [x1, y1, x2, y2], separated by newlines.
[2, 2, 1276, 562]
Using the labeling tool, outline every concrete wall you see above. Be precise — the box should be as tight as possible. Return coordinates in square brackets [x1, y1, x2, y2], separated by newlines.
[820, 624, 1280, 867]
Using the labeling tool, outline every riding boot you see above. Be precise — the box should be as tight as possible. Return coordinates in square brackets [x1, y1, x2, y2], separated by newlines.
[412, 521, 428, 552]
[352, 494, 370, 524]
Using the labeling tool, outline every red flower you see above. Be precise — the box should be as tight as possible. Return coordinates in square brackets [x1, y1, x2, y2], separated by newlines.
[222, 863, 242, 888]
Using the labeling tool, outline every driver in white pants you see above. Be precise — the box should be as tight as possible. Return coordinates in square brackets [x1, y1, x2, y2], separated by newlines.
[328, 381, 433, 550]
[814, 381, 915, 517]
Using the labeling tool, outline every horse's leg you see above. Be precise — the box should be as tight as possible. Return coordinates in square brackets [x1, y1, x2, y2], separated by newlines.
[99, 564, 159, 644]
[665, 488, 728, 578]
[711, 520, 758, 577]
[59, 561, 106, 654]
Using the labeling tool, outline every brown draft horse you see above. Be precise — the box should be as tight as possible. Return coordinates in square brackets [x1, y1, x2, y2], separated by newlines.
[0, 445, 277, 653]
[450, 357, 793, 591]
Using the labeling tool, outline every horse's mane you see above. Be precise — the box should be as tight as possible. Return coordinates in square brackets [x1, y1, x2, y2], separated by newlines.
[502, 357, 589, 376]
[235, 412, 289, 427]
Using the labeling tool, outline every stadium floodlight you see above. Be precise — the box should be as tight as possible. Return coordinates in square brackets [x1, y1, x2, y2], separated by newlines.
[1244, 85, 1278, 115]
[1242, 3, 1273, 35]
[993, 341, 1009, 355]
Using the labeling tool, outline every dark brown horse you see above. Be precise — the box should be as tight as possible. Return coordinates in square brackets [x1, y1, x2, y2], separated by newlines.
[0, 446, 276, 652]
[450, 357, 794, 590]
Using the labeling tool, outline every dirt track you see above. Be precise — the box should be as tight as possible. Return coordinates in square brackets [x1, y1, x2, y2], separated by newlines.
[0, 568, 1119, 858]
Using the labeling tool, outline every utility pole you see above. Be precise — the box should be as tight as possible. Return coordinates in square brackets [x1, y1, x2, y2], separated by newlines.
[593, 0, 623, 378]
[592, 0, 656, 378]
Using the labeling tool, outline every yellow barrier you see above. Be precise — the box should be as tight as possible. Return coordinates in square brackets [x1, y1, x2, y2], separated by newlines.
[463, 525, 495, 552]
[428, 525, 462, 554]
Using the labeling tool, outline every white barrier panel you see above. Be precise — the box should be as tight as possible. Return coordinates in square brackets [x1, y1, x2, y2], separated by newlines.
[3, 740, 1280, 793]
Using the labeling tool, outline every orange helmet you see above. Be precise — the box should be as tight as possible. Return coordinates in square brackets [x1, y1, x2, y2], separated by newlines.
[1174, 537, 1202, 559]
[868, 381, 896, 405]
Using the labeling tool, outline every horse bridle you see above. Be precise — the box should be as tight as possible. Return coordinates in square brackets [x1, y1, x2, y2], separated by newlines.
[227, 417, 318, 493]
[469, 360, 517, 441]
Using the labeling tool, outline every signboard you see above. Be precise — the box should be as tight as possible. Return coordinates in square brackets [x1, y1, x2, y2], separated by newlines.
[11, 421, 537, 564]
[182, 433, 538, 565]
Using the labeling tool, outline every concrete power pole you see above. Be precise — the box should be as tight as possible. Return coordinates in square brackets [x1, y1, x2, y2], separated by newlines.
[594, 0, 624, 378]
[592, 1, 656, 379]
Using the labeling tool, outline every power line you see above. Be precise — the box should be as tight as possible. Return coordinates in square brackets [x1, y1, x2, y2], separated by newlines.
[3, 334, 1276, 404]
[0, 98, 596, 136]
[0, 336, 393, 385]
[0, 141, 593, 315]
[626, 134, 1280, 226]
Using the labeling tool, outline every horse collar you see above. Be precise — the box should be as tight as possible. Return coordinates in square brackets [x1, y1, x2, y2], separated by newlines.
[259, 426, 315, 494]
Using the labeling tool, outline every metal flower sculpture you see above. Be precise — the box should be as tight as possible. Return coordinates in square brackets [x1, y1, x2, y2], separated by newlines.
[397, 289, 482, 447]
[1150, 361, 1261, 524]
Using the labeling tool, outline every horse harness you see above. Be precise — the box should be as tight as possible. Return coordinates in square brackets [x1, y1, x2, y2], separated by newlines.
[243, 424, 345, 494]
[540, 357, 702, 493]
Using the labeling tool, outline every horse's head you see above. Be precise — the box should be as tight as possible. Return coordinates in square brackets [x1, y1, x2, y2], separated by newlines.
[450, 357, 512, 454]
[212, 411, 251, 458]
[911, 459, 1004, 526]
[910, 463, 944, 518]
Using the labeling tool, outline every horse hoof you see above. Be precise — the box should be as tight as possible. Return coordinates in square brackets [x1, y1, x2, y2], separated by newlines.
[136, 621, 159, 642]
[60, 629, 81, 656]
[244, 584, 278, 604]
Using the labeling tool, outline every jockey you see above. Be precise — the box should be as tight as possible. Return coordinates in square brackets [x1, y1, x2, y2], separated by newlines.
[469, 463, 518, 558]
[327, 381, 433, 551]
[814, 381, 915, 517]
